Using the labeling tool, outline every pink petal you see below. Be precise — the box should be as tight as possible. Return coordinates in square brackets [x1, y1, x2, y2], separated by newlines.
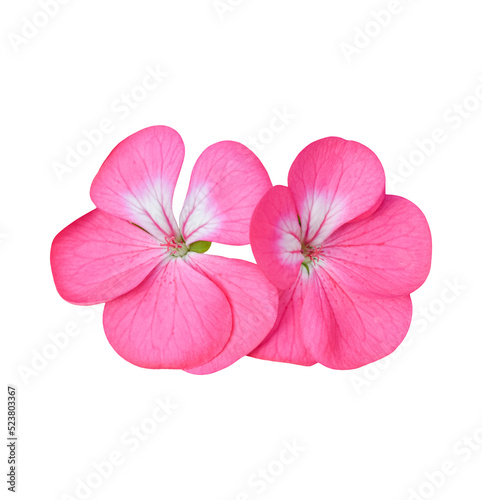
[301, 268, 413, 370]
[184, 254, 279, 375]
[323, 195, 432, 297]
[250, 186, 304, 291]
[90, 126, 184, 240]
[250, 272, 317, 366]
[51, 209, 164, 305]
[103, 258, 232, 369]
[288, 137, 386, 245]
[179, 141, 272, 245]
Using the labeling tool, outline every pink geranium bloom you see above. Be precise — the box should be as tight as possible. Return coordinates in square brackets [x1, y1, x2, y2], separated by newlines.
[51, 126, 278, 373]
[249, 137, 432, 369]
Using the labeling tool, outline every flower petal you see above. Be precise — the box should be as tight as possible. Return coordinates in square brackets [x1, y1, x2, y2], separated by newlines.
[250, 272, 317, 366]
[179, 141, 272, 245]
[90, 126, 184, 240]
[103, 258, 232, 369]
[51, 209, 164, 305]
[250, 185, 304, 291]
[322, 195, 432, 297]
[184, 254, 279, 375]
[288, 137, 386, 245]
[301, 268, 412, 370]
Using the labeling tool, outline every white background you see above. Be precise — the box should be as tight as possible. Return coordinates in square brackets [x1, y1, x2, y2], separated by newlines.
[2, 1, 482, 499]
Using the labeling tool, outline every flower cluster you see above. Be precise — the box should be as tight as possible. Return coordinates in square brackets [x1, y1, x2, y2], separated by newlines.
[51, 127, 432, 374]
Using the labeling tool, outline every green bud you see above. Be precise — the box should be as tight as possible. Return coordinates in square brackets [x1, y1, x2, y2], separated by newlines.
[189, 241, 212, 254]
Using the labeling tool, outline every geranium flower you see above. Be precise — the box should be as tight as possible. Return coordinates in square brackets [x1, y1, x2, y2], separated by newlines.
[51, 126, 278, 374]
[249, 137, 432, 369]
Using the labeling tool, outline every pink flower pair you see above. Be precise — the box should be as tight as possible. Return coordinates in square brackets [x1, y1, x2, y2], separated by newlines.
[51, 127, 432, 374]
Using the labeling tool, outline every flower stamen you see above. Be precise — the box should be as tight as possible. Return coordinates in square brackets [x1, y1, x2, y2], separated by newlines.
[302, 244, 324, 267]
[161, 236, 184, 255]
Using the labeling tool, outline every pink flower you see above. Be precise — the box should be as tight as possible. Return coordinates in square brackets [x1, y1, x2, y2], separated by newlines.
[249, 137, 432, 369]
[51, 126, 279, 373]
